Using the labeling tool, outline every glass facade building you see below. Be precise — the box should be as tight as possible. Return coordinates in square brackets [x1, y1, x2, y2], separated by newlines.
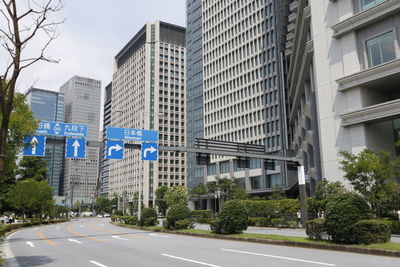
[25, 88, 65, 196]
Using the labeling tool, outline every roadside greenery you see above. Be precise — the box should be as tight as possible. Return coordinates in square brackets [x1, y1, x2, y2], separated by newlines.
[18, 156, 48, 181]
[164, 185, 188, 207]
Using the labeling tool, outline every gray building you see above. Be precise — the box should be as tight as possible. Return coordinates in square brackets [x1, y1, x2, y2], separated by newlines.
[60, 76, 102, 204]
[186, 0, 205, 192]
[25, 88, 65, 196]
[286, 0, 400, 189]
[193, 0, 293, 203]
[110, 21, 187, 207]
[100, 82, 112, 197]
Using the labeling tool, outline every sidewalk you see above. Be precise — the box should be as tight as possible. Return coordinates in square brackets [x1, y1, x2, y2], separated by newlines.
[195, 224, 400, 243]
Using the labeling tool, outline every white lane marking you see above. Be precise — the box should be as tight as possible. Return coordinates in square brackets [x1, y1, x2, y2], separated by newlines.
[161, 254, 220, 267]
[56, 226, 60, 229]
[112, 235, 128, 241]
[100, 224, 104, 227]
[149, 233, 169, 238]
[33, 228, 39, 231]
[221, 248, 336, 266]
[79, 225, 84, 228]
[25, 241, 35, 248]
[89, 260, 108, 267]
[68, 238, 82, 244]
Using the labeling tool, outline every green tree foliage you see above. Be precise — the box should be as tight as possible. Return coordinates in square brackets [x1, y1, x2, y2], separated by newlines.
[207, 178, 248, 201]
[219, 200, 249, 234]
[164, 185, 188, 207]
[155, 185, 169, 215]
[325, 193, 372, 244]
[165, 204, 191, 230]
[308, 180, 346, 216]
[190, 184, 207, 199]
[340, 149, 400, 217]
[95, 197, 112, 215]
[140, 207, 158, 226]
[6, 179, 54, 220]
[18, 156, 47, 181]
[268, 186, 287, 200]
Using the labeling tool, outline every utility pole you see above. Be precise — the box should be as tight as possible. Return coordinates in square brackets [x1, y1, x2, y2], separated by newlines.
[298, 166, 308, 228]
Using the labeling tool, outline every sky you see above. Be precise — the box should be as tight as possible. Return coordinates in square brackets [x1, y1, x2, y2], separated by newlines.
[13, 0, 186, 94]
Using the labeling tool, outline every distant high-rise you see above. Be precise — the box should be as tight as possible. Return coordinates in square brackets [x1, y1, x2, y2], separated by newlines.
[194, 0, 292, 203]
[60, 76, 101, 204]
[110, 21, 186, 207]
[100, 82, 112, 197]
[25, 88, 65, 196]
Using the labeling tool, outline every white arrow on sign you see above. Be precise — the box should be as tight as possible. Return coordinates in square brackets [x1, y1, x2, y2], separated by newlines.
[72, 140, 80, 157]
[30, 137, 39, 155]
[108, 144, 123, 156]
[26, 241, 35, 247]
[143, 146, 157, 158]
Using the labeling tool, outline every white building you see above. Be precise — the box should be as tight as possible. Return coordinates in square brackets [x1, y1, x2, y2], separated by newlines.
[60, 76, 102, 204]
[110, 21, 186, 207]
[287, 0, 400, 189]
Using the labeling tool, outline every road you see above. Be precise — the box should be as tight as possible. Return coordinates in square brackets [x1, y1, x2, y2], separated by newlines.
[2, 218, 399, 267]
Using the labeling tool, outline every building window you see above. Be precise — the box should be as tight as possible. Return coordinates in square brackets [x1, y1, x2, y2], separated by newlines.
[361, 0, 385, 10]
[219, 161, 230, 174]
[366, 31, 396, 67]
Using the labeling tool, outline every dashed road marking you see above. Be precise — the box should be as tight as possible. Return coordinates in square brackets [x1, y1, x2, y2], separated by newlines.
[161, 254, 220, 267]
[89, 260, 108, 267]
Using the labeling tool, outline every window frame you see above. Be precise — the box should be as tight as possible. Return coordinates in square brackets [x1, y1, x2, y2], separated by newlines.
[365, 30, 397, 68]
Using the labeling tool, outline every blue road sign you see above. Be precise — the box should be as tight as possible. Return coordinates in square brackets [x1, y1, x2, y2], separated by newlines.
[106, 127, 158, 142]
[105, 140, 124, 160]
[141, 143, 158, 161]
[37, 121, 87, 138]
[23, 136, 46, 157]
[65, 138, 86, 159]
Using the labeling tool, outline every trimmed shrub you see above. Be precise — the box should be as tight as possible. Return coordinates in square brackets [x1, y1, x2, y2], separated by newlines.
[219, 200, 249, 234]
[380, 219, 400, 235]
[210, 219, 222, 234]
[271, 218, 286, 228]
[306, 219, 327, 241]
[351, 220, 391, 245]
[0, 225, 6, 240]
[165, 204, 191, 230]
[325, 193, 372, 244]
[140, 208, 158, 226]
[248, 217, 270, 227]
[175, 219, 195, 230]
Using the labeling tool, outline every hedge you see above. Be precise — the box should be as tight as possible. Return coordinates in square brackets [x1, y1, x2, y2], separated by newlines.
[241, 199, 299, 218]
[306, 219, 327, 241]
[0, 219, 69, 240]
[111, 215, 138, 225]
[379, 219, 400, 235]
[191, 210, 213, 218]
[351, 220, 391, 245]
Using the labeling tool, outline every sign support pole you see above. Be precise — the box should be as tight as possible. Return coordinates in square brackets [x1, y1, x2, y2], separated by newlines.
[298, 166, 308, 228]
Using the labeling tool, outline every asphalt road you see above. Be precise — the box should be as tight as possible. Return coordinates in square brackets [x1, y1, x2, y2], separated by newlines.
[2, 218, 399, 267]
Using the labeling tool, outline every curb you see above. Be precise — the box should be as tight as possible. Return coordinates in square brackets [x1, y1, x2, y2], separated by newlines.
[113, 222, 400, 258]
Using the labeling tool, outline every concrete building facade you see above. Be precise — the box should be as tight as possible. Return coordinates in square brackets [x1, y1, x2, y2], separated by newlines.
[60, 76, 102, 204]
[110, 21, 186, 207]
[287, 0, 400, 188]
[25, 88, 65, 196]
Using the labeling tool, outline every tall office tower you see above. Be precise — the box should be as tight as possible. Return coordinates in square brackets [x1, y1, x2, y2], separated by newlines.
[110, 21, 186, 207]
[99, 82, 112, 197]
[287, 0, 400, 188]
[186, 0, 205, 192]
[201, 0, 292, 199]
[25, 88, 65, 196]
[60, 76, 102, 204]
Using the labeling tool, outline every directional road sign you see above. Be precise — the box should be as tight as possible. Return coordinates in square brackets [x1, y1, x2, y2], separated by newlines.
[106, 127, 158, 143]
[37, 121, 87, 138]
[65, 138, 86, 159]
[22, 136, 46, 157]
[141, 143, 158, 161]
[105, 140, 124, 160]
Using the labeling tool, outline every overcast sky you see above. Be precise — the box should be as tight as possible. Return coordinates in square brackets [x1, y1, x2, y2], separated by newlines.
[14, 0, 186, 94]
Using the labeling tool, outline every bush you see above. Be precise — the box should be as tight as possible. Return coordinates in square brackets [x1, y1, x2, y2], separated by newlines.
[123, 216, 138, 225]
[325, 193, 372, 244]
[175, 219, 195, 230]
[271, 218, 286, 228]
[210, 219, 222, 234]
[248, 217, 270, 227]
[241, 199, 299, 219]
[219, 200, 249, 234]
[306, 219, 327, 241]
[140, 208, 158, 226]
[351, 220, 391, 245]
[191, 210, 213, 218]
[165, 204, 191, 230]
[380, 219, 400, 235]
[0, 225, 5, 240]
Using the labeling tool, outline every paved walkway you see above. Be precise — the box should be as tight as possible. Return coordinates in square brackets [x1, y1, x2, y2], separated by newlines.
[195, 224, 400, 243]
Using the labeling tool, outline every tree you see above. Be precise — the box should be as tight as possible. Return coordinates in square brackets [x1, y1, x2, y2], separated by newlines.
[95, 197, 111, 215]
[190, 184, 207, 199]
[164, 185, 188, 207]
[268, 186, 287, 200]
[155, 185, 169, 215]
[340, 149, 400, 217]
[6, 178, 53, 220]
[308, 180, 346, 216]
[0, 0, 64, 181]
[18, 156, 47, 181]
[227, 184, 247, 200]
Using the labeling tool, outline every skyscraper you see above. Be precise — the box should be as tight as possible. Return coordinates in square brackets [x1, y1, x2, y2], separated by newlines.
[25, 88, 65, 196]
[110, 21, 186, 207]
[286, 0, 400, 189]
[100, 82, 112, 197]
[194, 0, 292, 202]
[60, 76, 101, 204]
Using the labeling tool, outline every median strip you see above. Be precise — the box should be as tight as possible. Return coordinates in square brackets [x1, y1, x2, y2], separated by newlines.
[221, 248, 336, 266]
